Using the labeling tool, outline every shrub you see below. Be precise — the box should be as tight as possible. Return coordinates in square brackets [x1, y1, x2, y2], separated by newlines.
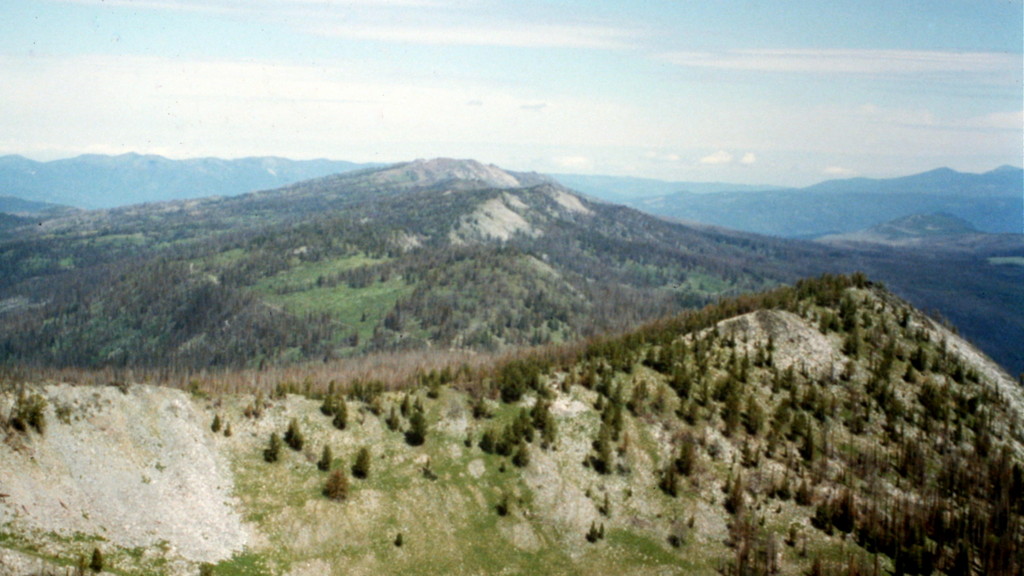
[211, 413, 222, 433]
[323, 470, 350, 501]
[11, 392, 47, 435]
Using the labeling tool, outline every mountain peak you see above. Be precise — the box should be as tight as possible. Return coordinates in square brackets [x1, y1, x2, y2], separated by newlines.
[986, 164, 1024, 175]
[383, 157, 528, 189]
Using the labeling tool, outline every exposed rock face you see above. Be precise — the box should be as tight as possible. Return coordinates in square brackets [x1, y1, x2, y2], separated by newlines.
[371, 158, 540, 190]
[716, 309, 841, 378]
[0, 385, 248, 565]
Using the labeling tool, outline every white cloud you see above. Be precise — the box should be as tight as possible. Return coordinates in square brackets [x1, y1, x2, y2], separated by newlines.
[57, 0, 637, 50]
[552, 156, 593, 170]
[59, 0, 441, 11]
[644, 151, 682, 163]
[740, 152, 757, 165]
[311, 22, 635, 49]
[0, 54, 642, 162]
[660, 49, 1020, 80]
[699, 150, 733, 165]
[823, 166, 857, 177]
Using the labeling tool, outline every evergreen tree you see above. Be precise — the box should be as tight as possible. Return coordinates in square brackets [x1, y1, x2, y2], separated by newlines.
[211, 413, 222, 433]
[512, 440, 530, 468]
[264, 432, 282, 463]
[725, 472, 745, 515]
[320, 394, 336, 416]
[283, 418, 305, 451]
[676, 440, 697, 476]
[323, 469, 350, 501]
[89, 547, 103, 572]
[479, 428, 497, 454]
[743, 395, 765, 436]
[333, 399, 348, 430]
[352, 446, 371, 479]
[591, 423, 614, 474]
[659, 462, 679, 497]
[386, 405, 401, 431]
[317, 445, 333, 472]
[406, 408, 427, 446]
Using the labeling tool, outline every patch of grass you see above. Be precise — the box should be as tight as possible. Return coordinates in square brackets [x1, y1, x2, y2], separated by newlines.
[251, 255, 413, 341]
[603, 529, 697, 569]
[211, 552, 273, 576]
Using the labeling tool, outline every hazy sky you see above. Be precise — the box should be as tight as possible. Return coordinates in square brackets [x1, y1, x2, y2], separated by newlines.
[2, 0, 1022, 185]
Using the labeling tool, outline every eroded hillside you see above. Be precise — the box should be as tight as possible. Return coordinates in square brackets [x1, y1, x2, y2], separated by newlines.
[1, 275, 1021, 575]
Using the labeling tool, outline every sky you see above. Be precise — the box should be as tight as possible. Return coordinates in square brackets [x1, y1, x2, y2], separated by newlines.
[1, 0, 1021, 186]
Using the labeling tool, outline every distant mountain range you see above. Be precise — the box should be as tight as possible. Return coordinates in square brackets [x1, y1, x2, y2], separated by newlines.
[601, 166, 1023, 237]
[3, 155, 1019, 239]
[550, 173, 782, 204]
[0, 153, 377, 209]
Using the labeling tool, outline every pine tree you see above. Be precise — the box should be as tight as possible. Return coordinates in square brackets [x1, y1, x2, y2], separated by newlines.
[89, 547, 103, 572]
[591, 423, 614, 474]
[264, 432, 282, 463]
[323, 469, 350, 501]
[386, 406, 401, 431]
[725, 472, 745, 515]
[406, 409, 427, 446]
[317, 445, 333, 471]
[211, 413, 222, 433]
[284, 418, 304, 451]
[320, 394, 336, 416]
[659, 462, 679, 497]
[479, 428, 497, 454]
[352, 446, 371, 479]
[333, 399, 348, 430]
[676, 440, 697, 476]
[600, 493, 611, 517]
[512, 440, 530, 468]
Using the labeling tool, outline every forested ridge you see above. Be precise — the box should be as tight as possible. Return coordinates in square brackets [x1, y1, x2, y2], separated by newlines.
[0, 159, 1021, 375]
[0, 160, 833, 370]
